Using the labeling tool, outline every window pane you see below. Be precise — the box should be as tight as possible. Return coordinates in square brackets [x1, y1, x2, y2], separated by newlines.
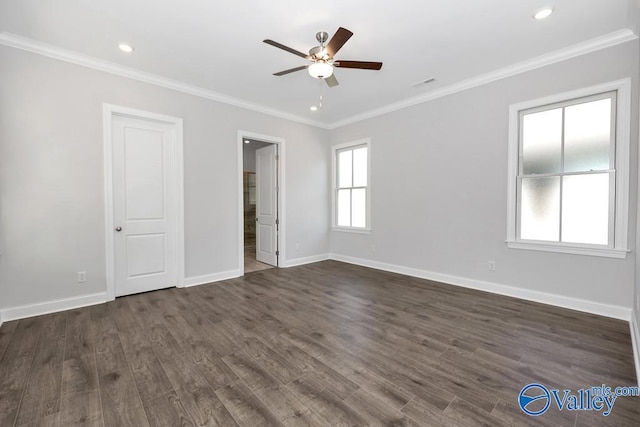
[338, 150, 352, 188]
[351, 188, 366, 228]
[561, 173, 609, 245]
[522, 108, 562, 174]
[564, 98, 612, 173]
[337, 189, 351, 227]
[520, 176, 560, 241]
[353, 147, 368, 187]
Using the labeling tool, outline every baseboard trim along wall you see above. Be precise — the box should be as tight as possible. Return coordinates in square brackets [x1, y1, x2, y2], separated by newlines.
[0, 270, 243, 323]
[329, 253, 632, 321]
[631, 311, 640, 388]
[281, 254, 330, 268]
[0, 255, 632, 328]
[183, 269, 242, 288]
[0, 292, 107, 323]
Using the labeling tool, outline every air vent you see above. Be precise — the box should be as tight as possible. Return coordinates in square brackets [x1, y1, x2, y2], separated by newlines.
[411, 78, 436, 88]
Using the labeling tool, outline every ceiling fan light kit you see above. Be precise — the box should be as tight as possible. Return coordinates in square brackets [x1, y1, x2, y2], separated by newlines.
[308, 62, 333, 79]
[263, 27, 383, 89]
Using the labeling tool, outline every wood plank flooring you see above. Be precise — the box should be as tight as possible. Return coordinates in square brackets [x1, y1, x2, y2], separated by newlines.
[0, 260, 638, 426]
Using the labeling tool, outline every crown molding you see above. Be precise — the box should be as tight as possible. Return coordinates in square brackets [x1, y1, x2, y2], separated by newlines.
[0, 32, 328, 129]
[328, 29, 638, 129]
[1, 29, 636, 131]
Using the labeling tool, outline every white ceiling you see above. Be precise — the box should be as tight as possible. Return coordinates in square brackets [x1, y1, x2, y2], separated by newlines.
[1, 0, 637, 127]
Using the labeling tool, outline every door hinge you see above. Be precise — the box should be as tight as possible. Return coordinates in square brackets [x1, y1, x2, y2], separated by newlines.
[275, 154, 280, 161]
[276, 219, 279, 225]
[276, 250, 279, 256]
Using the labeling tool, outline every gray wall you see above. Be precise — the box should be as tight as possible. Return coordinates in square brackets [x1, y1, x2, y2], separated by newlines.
[1, 39, 638, 316]
[0, 45, 330, 310]
[243, 146, 256, 172]
[329, 40, 639, 309]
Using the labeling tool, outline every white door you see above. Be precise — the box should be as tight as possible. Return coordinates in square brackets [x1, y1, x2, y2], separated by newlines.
[256, 144, 278, 266]
[112, 115, 177, 296]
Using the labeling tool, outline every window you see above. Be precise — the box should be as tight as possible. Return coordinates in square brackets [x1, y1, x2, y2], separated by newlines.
[333, 139, 370, 231]
[507, 80, 630, 258]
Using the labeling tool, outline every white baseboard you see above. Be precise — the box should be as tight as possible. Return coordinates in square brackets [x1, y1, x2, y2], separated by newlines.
[329, 253, 631, 321]
[0, 292, 107, 322]
[0, 310, 3, 328]
[182, 269, 242, 288]
[281, 253, 330, 268]
[631, 311, 640, 388]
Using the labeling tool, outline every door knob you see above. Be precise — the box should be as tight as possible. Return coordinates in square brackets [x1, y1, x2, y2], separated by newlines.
[115, 226, 122, 232]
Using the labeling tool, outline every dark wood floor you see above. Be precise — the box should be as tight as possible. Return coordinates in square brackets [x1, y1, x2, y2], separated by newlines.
[0, 260, 638, 426]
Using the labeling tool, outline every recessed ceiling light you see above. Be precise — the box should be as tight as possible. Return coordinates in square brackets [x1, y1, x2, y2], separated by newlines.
[310, 106, 318, 111]
[534, 8, 553, 20]
[244, 140, 250, 144]
[118, 43, 134, 53]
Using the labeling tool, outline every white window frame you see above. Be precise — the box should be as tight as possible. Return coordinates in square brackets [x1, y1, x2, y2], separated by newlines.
[506, 79, 631, 258]
[332, 138, 372, 233]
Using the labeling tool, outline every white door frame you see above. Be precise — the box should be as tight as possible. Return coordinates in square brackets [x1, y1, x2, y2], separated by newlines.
[237, 130, 286, 274]
[103, 104, 185, 301]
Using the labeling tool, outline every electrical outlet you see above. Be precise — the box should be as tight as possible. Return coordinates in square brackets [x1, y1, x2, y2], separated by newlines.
[77, 271, 87, 283]
[488, 261, 496, 271]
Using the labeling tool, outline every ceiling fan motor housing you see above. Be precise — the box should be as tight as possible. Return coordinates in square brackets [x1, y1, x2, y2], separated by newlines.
[309, 45, 329, 60]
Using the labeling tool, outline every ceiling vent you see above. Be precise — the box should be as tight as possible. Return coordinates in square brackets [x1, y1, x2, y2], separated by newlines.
[411, 78, 436, 88]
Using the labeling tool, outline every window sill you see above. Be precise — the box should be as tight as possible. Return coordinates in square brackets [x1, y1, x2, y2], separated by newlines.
[332, 227, 372, 235]
[506, 241, 629, 259]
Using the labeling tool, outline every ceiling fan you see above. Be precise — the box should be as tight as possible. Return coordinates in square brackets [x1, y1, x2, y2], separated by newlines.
[263, 27, 383, 87]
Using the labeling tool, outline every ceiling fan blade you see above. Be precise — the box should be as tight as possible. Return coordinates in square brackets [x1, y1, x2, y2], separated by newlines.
[334, 60, 383, 70]
[325, 74, 339, 87]
[263, 39, 310, 59]
[325, 27, 353, 57]
[273, 65, 308, 76]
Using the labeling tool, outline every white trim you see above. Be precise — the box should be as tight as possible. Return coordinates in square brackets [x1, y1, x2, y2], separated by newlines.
[331, 227, 372, 234]
[237, 131, 286, 275]
[506, 79, 632, 257]
[281, 254, 330, 268]
[328, 30, 637, 129]
[506, 241, 629, 259]
[631, 311, 640, 388]
[1, 30, 634, 131]
[183, 270, 242, 288]
[0, 33, 326, 129]
[0, 311, 3, 328]
[329, 253, 631, 321]
[103, 104, 185, 301]
[0, 292, 107, 322]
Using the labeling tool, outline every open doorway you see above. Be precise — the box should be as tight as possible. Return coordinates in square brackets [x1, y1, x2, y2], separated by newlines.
[242, 137, 279, 273]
